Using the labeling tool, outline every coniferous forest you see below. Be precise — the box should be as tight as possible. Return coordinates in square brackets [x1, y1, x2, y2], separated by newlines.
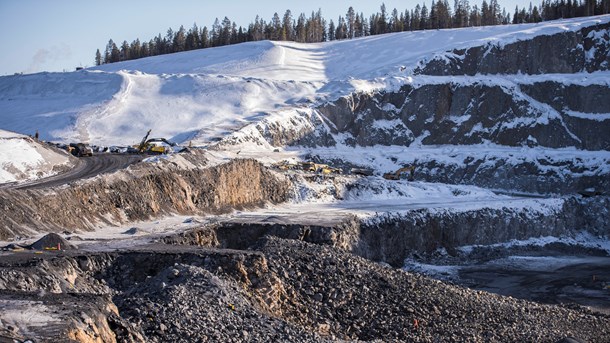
[95, 0, 610, 66]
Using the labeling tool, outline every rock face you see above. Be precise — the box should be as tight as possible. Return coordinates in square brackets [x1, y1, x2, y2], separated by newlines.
[282, 22, 610, 151]
[315, 80, 610, 150]
[353, 196, 610, 267]
[0, 157, 291, 240]
[415, 22, 610, 75]
[409, 154, 609, 195]
[157, 196, 610, 267]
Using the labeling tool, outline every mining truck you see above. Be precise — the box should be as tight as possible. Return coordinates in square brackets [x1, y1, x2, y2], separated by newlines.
[68, 143, 93, 157]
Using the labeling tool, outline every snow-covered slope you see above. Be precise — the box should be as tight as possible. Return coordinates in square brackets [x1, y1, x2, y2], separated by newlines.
[0, 15, 608, 146]
[0, 129, 73, 183]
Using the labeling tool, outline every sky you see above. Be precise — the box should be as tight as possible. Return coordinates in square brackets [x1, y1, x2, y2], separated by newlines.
[0, 0, 536, 76]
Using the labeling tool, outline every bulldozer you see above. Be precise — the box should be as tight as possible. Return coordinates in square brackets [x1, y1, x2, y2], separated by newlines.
[383, 166, 415, 181]
[136, 129, 177, 154]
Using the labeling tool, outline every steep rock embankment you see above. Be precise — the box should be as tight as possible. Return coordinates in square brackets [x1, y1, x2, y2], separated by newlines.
[354, 196, 610, 267]
[0, 158, 291, 240]
[164, 196, 609, 267]
[315, 80, 610, 150]
[410, 155, 610, 195]
[416, 21, 610, 75]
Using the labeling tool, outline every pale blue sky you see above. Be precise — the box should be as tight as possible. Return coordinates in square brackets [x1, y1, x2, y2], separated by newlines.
[0, 0, 535, 75]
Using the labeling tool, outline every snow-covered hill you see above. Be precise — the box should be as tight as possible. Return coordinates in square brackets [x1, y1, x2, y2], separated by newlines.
[0, 15, 608, 146]
[0, 129, 73, 183]
[1, 15, 609, 193]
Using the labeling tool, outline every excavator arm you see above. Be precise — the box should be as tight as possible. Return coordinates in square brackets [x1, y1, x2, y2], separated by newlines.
[137, 129, 152, 152]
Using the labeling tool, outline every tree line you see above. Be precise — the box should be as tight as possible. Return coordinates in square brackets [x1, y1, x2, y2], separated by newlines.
[95, 0, 610, 66]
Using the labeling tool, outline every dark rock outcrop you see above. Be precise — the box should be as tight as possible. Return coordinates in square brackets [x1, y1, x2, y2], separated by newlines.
[415, 22, 610, 75]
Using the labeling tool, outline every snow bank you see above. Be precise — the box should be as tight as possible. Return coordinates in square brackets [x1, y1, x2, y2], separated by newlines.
[0, 129, 72, 183]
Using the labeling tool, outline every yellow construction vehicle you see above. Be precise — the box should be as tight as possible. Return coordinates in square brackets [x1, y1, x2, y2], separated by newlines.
[68, 143, 93, 157]
[135, 129, 177, 154]
[137, 129, 152, 152]
[299, 162, 341, 174]
[318, 165, 341, 175]
[273, 160, 297, 170]
[383, 166, 415, 181]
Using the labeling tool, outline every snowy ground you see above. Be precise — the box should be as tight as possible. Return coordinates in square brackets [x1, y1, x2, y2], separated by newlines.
[0, 15, 608, 146]
[0, 129, 73, 184]
[1, 16, 608, 183]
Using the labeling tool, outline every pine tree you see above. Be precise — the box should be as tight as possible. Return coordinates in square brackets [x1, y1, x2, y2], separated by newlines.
[271, 12, 282, 40]
[438, 0, 452, 28]
[173, 25, 186, 52]
[420, 3, 429, 30]
[220, 17, 232, 45]
[430, 0, 439, 28]
[532, 5, 542, 22]
[211, 18, 220, 46]
[282, 10, 294, 41]
[110, 41, 120, 63]
[470, 4, 482, 26]
[201, 27, 209, 48]
[95, 49, 102, 66]
[412, 5, 421, 30]
[392, 8, 403, 31]
[403, 10, 411, 31]
[295, 13, 307, 42]
[328, 20, 336, 41]
[354, 13, 363, 36]
[104, 39, 113, 63]
[335, 16, 347, 40]
[120, 40, 129, 61]
[379, 3, 388, 33]
[347, 6, 356, 38]
[165, 28, 174, 52]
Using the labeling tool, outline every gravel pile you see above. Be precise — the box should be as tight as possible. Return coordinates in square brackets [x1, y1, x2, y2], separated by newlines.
[111, 236, 609, 343]
[115, 263, 333, 343]
[253, 236, 609, 343]
[28, 232, 74, 250]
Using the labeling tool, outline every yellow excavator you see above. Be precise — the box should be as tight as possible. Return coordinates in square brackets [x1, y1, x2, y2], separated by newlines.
[136, 129, 177, 154]
[383, 166, 415, 181]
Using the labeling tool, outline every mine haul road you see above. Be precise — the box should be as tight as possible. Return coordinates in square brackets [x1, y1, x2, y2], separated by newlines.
[5, 154, 143, 190]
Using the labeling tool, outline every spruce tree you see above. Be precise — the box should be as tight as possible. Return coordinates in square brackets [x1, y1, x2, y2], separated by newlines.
[95, 49, 102, 66]
[347, 6, 356, 38]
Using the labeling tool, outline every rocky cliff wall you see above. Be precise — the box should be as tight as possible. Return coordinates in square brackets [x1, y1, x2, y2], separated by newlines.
[315, 81, 610, 150]
[353, 196, 610, 267]
[416, 21, 610, 75]
[0, 158, 291, 240]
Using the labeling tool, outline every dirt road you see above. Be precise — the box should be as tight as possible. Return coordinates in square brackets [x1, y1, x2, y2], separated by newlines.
[13, 154, 143, 190]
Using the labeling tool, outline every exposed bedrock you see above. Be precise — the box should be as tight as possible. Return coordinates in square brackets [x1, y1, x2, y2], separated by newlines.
[353, 196, 610, 267]
[158, 196, 609, 268]
[0, 158, 291, 240]
[415, 22, 610, 75]
[316, 82, 610, 150]
[410, 156, 609, 195]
